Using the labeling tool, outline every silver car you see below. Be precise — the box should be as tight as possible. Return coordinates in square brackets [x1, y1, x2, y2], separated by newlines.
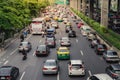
[87, 73, 113, 80]
[60, 37, 71, 46]
[42, 59, 59, 74]
[18, 41, 32, 52]
[103, 50, 120, 62]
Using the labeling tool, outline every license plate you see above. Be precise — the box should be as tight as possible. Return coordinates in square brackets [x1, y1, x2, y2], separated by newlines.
[1, 77, 5, 79]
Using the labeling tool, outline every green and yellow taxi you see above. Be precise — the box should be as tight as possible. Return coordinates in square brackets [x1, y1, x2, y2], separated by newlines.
[57, 47, 70, 60]
[58, 17, 63, 22]
[53, 16, 58, 21]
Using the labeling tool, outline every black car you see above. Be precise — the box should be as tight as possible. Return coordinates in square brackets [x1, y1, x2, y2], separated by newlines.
[106, 64, 120, 79]
[0, 66, 19, 80]
[95, 44, 107, 55]
[68, 30, 76, 38]
[35, 45, 50, 57]
[45, 37, 56, 48]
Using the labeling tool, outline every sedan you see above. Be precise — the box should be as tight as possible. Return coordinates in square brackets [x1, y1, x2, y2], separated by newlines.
[18, 41, 32, 52]
[68, 30, 76, 38]
[90, 39, 100, 48]
[95, 44, 107, 55]
[103, 50, 120, 62]
[35, 45, 50, 57]
[87, 73, 113, 80]
[65, 26, 72, 33]
[60, 37, 71, 46]
[106, 64, 120, 79]
[45, 37, 56, 48]
[42, 59, 59, 74]
[0, 66, 19, 80]
[68, 60, 85, 76]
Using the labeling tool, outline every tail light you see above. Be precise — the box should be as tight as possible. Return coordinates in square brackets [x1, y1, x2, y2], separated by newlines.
[6, 76, 11, 79]
[42, 67, 48, 70]
[42, 51, 46, 54]
[98, 48, 102, 51]
[112, 73, 118, 77]
[52, 67, 57, 70]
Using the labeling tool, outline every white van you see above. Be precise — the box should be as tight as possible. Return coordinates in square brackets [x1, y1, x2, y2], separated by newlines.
[30, 18, 44, 34]
[80, 25, 91, 36]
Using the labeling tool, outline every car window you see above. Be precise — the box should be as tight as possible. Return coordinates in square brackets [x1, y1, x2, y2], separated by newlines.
[47, 38, 54, 42]
[21, 43, 28, 47]
[72, 64, 83, 69]
[59, 49, 68, 52]
[37, 46, 45, 51]
[108, 51, 118, 55]
[45, 61, 56, 66]
[115, 70, 120, 74]
[0, 68, 11, 76]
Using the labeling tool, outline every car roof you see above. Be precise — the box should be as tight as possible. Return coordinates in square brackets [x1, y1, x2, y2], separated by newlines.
[62, 37, 69, 39]
[111, 64, 120, 70]
[21, 41, 29, 44]
[59, 47, 68, 49]
[46, 59, 56, 62]
[70, 60, 82, 64]
[94, 73, 113, 80]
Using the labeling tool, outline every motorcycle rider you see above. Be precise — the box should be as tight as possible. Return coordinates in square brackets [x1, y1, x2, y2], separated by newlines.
[22, 48, 27, 60]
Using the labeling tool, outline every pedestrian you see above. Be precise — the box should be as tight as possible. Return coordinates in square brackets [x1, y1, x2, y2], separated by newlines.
[23, 30, 28, 38]
[22, 48, 27, 60]
[20, 34, 24, 42]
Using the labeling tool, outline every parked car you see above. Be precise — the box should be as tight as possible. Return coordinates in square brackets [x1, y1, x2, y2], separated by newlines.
[60, 37, 71, 46]
[35, 45, 50, 56]
[57, 47, 70, 60]
[106, 64, 120, 79]
[90, 39, 100, 48]
[68, 30, 76, 38]
[87, 73, 113, 80]
[42, 59, 59, 74]
[0, 66, 19, 80]
[68, 60, 85, 76]
[95, 44, 107, 55]
[18, 41, 32, 52]
[45, 37, 56, 48]
[103, 50, 120, 62]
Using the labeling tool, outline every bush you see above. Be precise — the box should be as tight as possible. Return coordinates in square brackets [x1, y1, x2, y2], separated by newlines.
[71, 8, 120, 50]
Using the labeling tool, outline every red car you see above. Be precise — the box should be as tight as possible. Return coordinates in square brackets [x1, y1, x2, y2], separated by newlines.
[77, 22, 84, 28]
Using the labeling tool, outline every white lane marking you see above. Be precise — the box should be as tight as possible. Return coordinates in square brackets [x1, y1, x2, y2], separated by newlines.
[10, 48, 18, 55]
[88, 70, 92, 76]
[4, 60, 9, 65]
[3, 59, 6, 61]
[57, 72, 59, 80]
[39, 40, 41, 43]
[20, 72, 25, 80]
[76, 39, 78, 43]
[33, 52, 35, 56]
[80, 50, 83, 56]
[25, 34, 32, 40]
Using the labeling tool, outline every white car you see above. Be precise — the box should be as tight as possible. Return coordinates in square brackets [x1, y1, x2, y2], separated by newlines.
[68, 60, 85, 76]
[80, 25, 91, 36]
[60, 37, 71, 46]
[63, 18, 68, 24]
[87, 73, 113, 80]
[51, 21, 58, 29]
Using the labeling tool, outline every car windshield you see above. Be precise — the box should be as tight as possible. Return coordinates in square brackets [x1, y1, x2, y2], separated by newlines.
[45, 61, 56, 66]
[108, 51, 118, 55]
[72, 64, 83, 69]
[37, 45, 45, 51]
[21, 42, 28, 47]
[0, 68, 11, 76]
[59, 49, 68, 52]
[115, 70, 120, 74]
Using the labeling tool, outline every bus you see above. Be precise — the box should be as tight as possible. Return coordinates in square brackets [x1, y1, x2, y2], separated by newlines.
[30, 18, 44, 34]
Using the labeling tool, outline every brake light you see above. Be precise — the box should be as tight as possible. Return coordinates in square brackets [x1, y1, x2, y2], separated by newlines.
[6, 76, 11, 79]
[42, 51, 46, 54]
[52, 67, 57, 70]
[98, 48, 102, 51]
[112, 73, 118, 77]
[42, 67, 48, 70]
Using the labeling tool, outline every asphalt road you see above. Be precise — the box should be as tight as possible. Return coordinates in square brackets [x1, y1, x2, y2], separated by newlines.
[0, 12, 111, 80]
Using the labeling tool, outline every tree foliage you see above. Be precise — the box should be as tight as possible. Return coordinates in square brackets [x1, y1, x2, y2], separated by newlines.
[0, 0, 49, 31]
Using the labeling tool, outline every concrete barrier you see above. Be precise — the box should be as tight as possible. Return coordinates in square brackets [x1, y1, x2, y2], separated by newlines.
[70, 8, 120, 57]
